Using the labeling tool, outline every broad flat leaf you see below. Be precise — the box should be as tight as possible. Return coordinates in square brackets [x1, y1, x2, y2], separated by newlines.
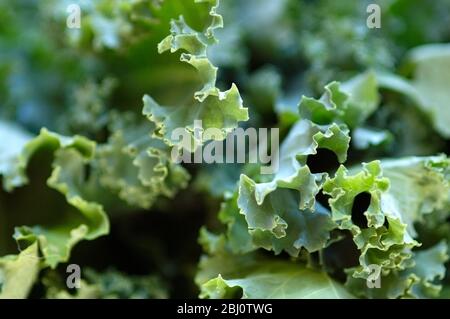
[0, 243, 40, 299]
[407, 44, 450, 138]
[340, 71, 379, 128]
[199, 255, 353, 299]
[352, 127, 392, 150]
[380, 155, 450, 237]
[378, 44, 450, 138]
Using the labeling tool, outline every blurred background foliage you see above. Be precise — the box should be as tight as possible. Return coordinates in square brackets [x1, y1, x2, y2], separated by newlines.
[0, 0, 449, 298]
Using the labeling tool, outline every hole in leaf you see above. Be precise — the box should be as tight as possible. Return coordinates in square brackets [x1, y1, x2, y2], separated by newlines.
[83, 164, 92, 182]
[351, 192, 371, 229]
[383, 217, 389, 230]
[445, 215, 450, 223]
[306, 148, 340, 174]
[323, 230, 359, 282]
[315, 190, 331, 211]
[95, 126, 110, 144]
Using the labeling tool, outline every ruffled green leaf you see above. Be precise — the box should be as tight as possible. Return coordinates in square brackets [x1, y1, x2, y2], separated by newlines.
[299, 81, 349, 125]
[1, 129, 109, 268]
[407, 241, 449, 298]
[1, 127, 94, 191]
[226, 81, 355, 257]
[238, 178, 335, 256]
[96, 112, 190, 209]
[143, 0, 248, 151]
[216, 192, 254, 254]
[299, 72, 379, 128]
[324, 156, 449, 298]
[246, 119, 349, 205]
[323, 161, 419, 280]
[346, 241, 449, 299]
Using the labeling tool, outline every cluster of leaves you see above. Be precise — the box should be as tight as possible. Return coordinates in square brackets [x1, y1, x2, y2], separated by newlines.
[0, 0, 449, 299]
